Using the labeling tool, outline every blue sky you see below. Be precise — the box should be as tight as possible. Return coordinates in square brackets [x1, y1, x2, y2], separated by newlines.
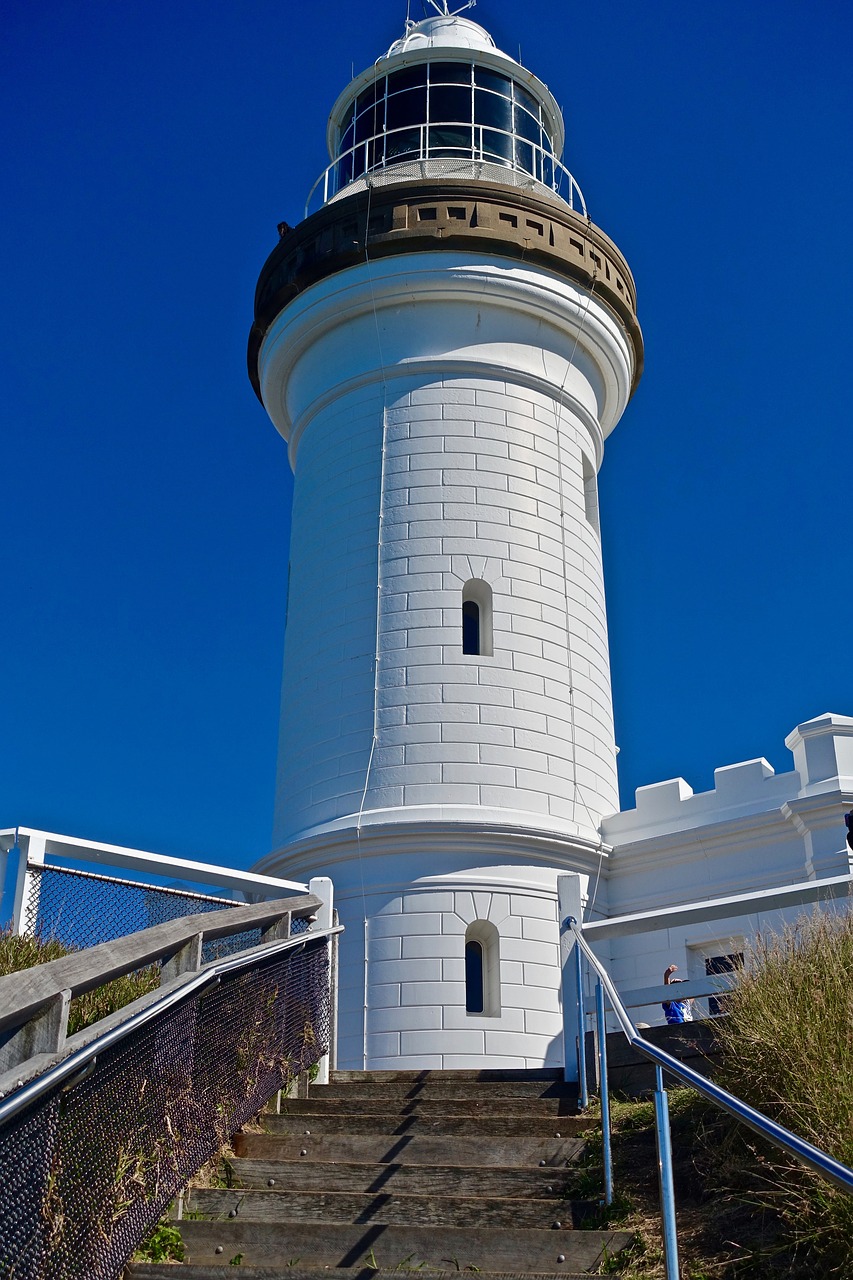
[2, 0, 851, 868]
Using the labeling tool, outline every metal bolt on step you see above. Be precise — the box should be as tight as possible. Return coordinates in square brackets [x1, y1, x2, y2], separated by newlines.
[267, 1179, 276, 1187]
[214, 1246, 223, 1255]
[539, 1159, 546, 1166]
[546, 1185, 553, 1193]
[300, 1148, 307, 1156]
[557, 1255, 566, 1264]
[228, 1210, 237, 1218]
[555, 1132, 561, 1138]
[552, 1221, 562, 1229]
[304, 1129, 311, 1135]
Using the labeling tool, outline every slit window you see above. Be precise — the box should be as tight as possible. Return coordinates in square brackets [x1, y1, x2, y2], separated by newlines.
[461, 579, 493, 656]
[462, 600, 480, 655]
[581, 452, 600, 536]
[465, 921, 500, 1017]
[465, 940, 484, 1013]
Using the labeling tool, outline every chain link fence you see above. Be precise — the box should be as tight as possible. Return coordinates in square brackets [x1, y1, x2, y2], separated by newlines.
[20, 864, 309, 959]
[0, 932, 330, 1280]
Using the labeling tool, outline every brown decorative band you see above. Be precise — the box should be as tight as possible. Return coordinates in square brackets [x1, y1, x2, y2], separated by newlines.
[248, 178, 643, 401]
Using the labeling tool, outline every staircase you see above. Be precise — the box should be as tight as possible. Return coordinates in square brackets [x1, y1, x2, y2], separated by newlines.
[127, 1069, 632, 1279]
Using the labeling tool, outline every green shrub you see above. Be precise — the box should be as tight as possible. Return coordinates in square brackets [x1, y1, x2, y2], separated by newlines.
[712, 907, 853, 1274]
[0, 924, 159, 1034]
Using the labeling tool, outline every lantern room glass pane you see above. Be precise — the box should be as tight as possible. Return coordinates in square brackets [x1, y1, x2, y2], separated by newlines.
[385, 126, 421, 163]
[428, 124, 472, 156]
[355, 99, 384, 144]
[388, 65, 428, 94]
[514, 104, 540, 144]
[356, 82, 382, 114]
[430, 61, 472, 84]
[474, 88, 512, 131]
[428, 84, 472, 125]
[481, 128, 513, 164]
[474, 66, 510, 94]
[386, 86, 428, 131]
[514, 83, 539, 117]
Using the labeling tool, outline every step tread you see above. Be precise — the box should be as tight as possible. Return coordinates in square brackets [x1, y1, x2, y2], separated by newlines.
[171, 1220, 633, 1273]
[128, 1267, 596, 1279]
[185, 1187, 596, 1229]
[271, 1097, 580, 1116]
[310, 1083, 578, 1100]
[264, 1114, 590, 1138]
[329, 1069, 566, 1083]
[230, 1158, 579, 1196]
[233, 1132, 586, 1168]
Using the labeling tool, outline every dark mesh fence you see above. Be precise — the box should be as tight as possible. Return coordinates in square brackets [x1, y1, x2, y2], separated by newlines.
[0, 934, 330, 1280]
[24, 865, 238, 948]
[21, 865, 310, 959]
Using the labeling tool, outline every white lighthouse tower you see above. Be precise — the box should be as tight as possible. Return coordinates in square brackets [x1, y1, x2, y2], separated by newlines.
[250, 8, 643, 1069]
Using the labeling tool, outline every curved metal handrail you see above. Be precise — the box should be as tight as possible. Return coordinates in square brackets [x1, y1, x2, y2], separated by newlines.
[569, 919, 853, 1195]
[305, 122, 586, 218]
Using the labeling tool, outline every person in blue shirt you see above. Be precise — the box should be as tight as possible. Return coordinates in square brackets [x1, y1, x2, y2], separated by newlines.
[662, 964, 693, 1024]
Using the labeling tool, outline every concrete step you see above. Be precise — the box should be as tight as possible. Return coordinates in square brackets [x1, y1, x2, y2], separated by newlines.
[168, 1220, 632, 1273]
[272, 1096, 580, 1117]
[185, 1187, 596, 1230]
[230, 1158, 579, 1197]
[264, 1112, 591, 1139]
[129, 1267, 596, 1279]
[233, 1132, 586, 1168]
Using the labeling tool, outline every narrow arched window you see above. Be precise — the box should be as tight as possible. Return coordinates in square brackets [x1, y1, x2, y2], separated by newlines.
[462, 600, 480, 655]
[461, 579, 493, 657]
[465, 921, 500, 1016]
[465, 939, 484, 1013]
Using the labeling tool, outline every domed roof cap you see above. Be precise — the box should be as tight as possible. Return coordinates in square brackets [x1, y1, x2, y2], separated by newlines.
[386, 16, 498, 56]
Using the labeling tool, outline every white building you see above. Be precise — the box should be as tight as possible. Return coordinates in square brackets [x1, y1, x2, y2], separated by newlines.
[248, 12, 852, 1069]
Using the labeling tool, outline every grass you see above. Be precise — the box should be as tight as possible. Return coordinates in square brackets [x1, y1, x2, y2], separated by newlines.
[0, 923, 159, 1034]
[587, 906, 853, 1278]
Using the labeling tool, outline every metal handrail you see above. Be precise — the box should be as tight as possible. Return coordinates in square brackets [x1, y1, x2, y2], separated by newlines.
[0, 924, 343, 1128]
[567, 917, 853, 1280]
[570, 920, 853, 1193]
[305, 121, 586, 217]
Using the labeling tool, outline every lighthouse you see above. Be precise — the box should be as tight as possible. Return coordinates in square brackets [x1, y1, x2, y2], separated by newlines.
[249, 8, 643, 1069]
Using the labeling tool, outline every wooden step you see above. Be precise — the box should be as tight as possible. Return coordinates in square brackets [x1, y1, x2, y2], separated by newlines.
[264, 1112, 591, 1139]
[310, 1081, 578, 1102]
[230, 1158, 579, 1198]
[168, 1220, 632, 1273]
[128, 1266, 596, 1279]
[185, 1187, 595, 1230]
[329, 1069, 565, 1083]
[272, 1096, 580, 1117]
[233, 1132, 586, 1168]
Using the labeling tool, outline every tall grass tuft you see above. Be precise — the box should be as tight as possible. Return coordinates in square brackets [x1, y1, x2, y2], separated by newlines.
[0, 923, 159, 1035]
[711, 906, 853, 1273]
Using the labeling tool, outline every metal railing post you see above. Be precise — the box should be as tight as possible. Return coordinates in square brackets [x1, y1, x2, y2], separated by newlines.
[13, 833, 44, 936]
[308, 876, 335, 1084]
[557, 874, 584, 1096]
[595, 980, 613, 1205]
[574, 938, 589, 1109]
[653, 1065, 680, 1280]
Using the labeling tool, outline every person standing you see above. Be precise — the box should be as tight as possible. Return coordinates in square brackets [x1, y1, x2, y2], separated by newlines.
[662, 964, 693, 1024]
